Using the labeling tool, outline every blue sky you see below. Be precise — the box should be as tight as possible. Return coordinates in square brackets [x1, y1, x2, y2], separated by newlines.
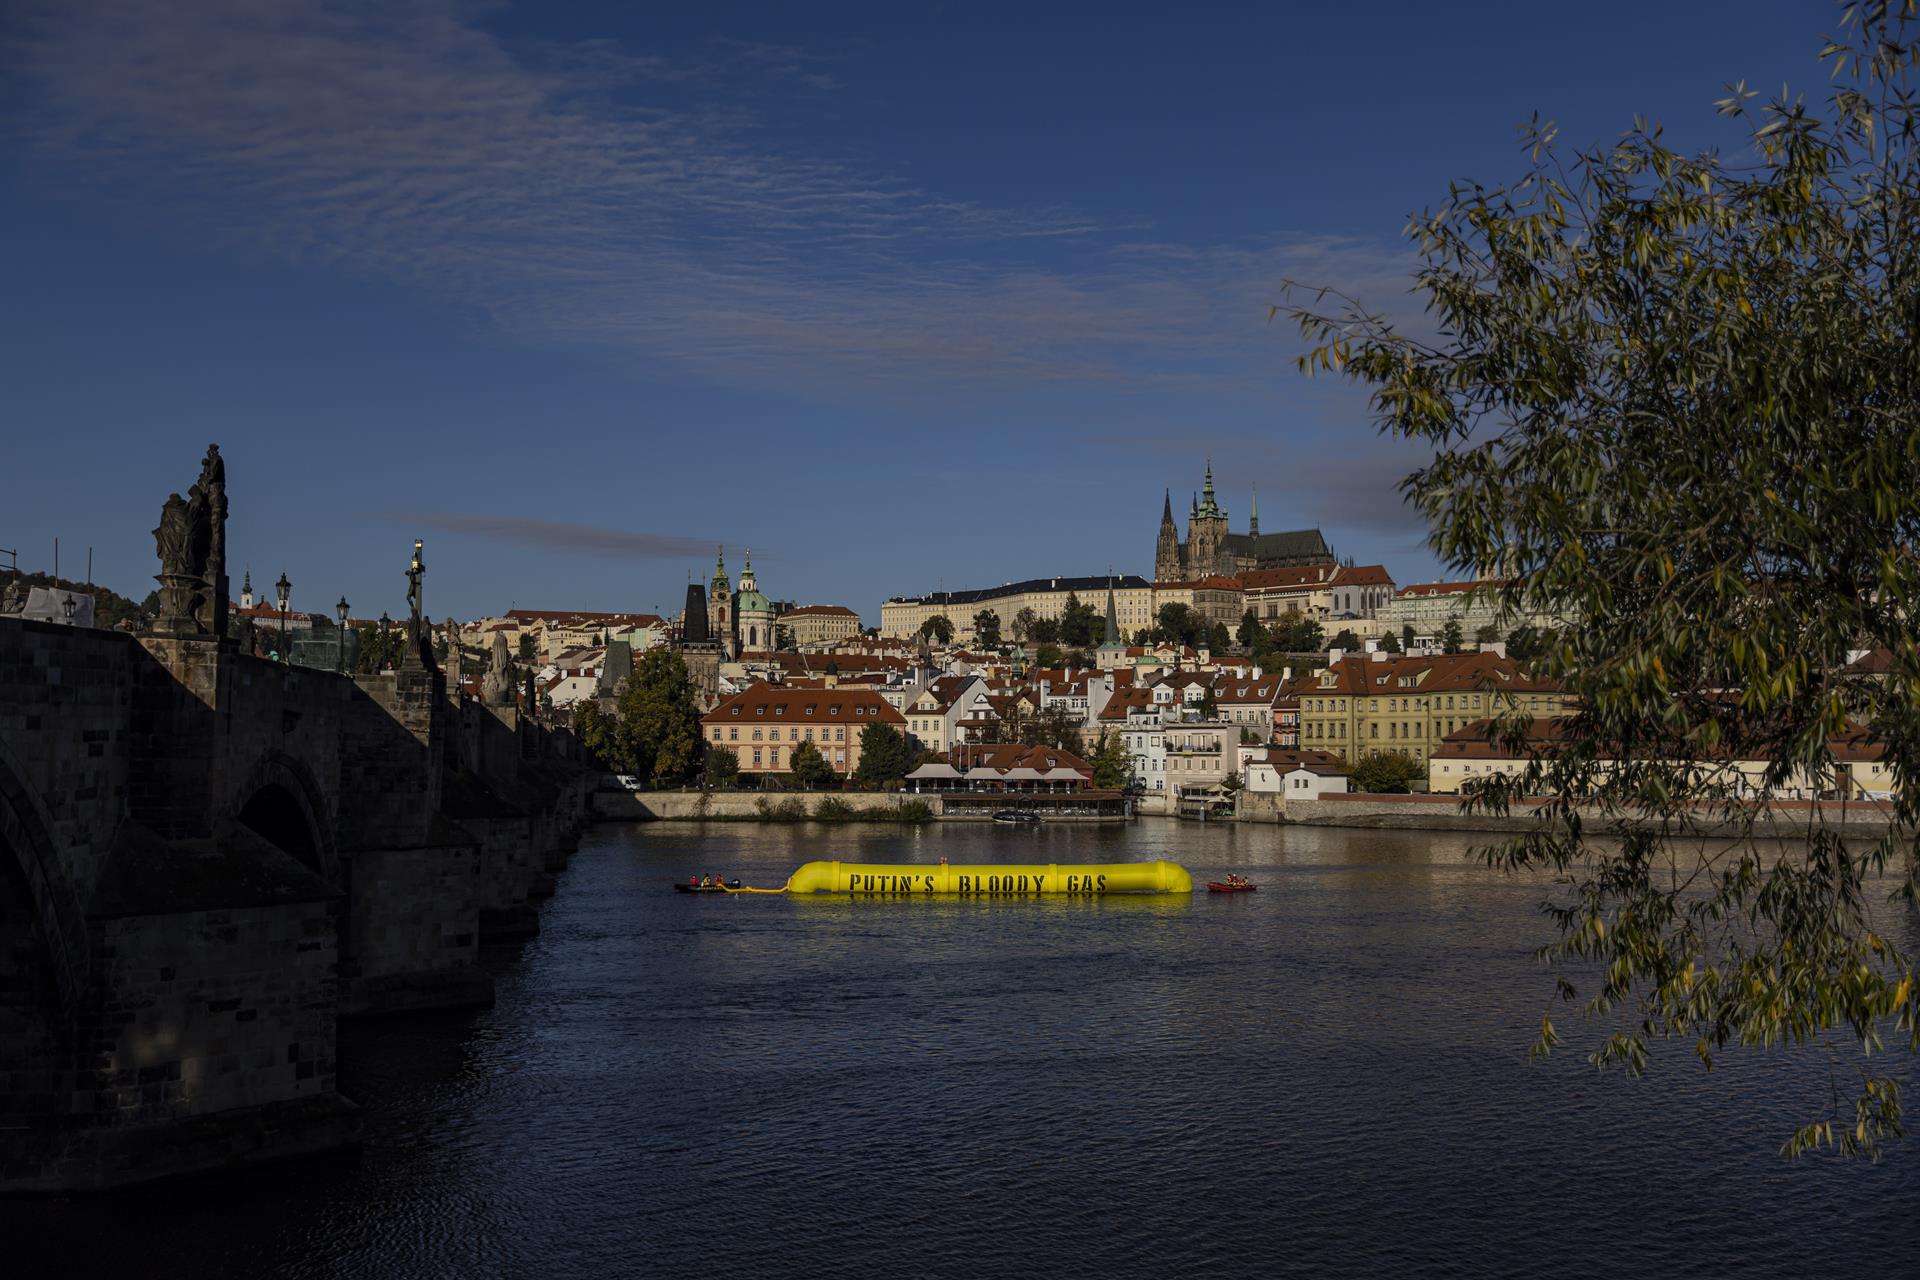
[2, 0, 1827, 622]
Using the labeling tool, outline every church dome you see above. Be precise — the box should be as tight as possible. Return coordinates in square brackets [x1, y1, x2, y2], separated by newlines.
[735, 588, 772, 614]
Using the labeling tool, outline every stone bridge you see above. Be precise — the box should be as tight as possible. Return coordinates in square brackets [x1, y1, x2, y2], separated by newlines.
[0, 617, 593, 1191]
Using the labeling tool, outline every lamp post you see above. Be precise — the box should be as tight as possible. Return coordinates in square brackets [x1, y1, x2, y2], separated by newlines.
[61, 594, 76, 626]
[275, 572, 291, 662]
[380, 611, 392, 671]
[336, 596, 350, 673]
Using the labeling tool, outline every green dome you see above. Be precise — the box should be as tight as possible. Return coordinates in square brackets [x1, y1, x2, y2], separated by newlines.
[735, 590, 772, 613]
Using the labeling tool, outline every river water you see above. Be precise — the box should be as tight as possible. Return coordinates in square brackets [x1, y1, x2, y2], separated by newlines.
[15, 820, 1919, 1277]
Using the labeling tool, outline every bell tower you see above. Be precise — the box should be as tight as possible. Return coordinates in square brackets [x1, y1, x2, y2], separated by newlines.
[1154, 489, 1183, 583]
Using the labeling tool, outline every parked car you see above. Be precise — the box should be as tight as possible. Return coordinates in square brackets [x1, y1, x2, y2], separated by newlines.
[603, 773, 640, 790]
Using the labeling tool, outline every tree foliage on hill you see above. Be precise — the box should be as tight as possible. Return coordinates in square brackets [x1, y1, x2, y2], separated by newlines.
[919, 614, 954, 645]
[1283, 3, 1920, 1157]
[1011, 606, 1038, 643]
[3, 570, 153, 631]
[1236, 608, 1263, 650]
[973, 609, 1002, 647]
[1155, 602, 1203, 646]
[1058, 592, 1100, 648]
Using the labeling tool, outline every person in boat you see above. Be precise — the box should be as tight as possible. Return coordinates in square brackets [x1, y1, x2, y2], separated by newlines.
[700, 874, 712, 887]
[689, 875, 698, 887]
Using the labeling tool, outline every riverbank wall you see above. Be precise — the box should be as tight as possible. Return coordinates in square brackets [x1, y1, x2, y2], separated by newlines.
[1272, 793, 1903, 834]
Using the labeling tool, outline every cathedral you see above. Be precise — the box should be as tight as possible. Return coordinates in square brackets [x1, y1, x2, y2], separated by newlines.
[1154, 463, 1335, 582]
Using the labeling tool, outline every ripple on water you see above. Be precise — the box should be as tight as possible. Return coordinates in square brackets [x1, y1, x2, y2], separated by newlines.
[7, 820, 1915, 1279]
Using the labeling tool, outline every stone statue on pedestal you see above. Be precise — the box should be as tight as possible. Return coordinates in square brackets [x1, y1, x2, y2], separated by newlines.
[150, 444, 229, 639]
[482, 634, 513, 706]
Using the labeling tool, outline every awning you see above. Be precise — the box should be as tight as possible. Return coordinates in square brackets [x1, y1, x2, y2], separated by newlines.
[1001, 767, 1048, 781]
[905, 763, 962, 780]
[965, 767, 1004, 781]
[1042, 767, 1088, 781]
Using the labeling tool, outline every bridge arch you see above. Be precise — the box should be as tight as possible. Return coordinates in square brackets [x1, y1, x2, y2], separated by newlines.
[0, 736, 84, 1015]
[228, 751, 338, 883]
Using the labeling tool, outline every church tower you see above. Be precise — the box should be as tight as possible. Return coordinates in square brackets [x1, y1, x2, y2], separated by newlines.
[1154, 490, 1183, 583]
[1187, 461, 1230, 577]
[734, 549, 775, 653]
[708, 548, 733, 658]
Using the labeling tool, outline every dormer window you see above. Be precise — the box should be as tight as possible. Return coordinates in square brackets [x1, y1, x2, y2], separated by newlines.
[756, 706, 766, 715]
[731, 707, 741, 716]
[805, 706, 816, 715]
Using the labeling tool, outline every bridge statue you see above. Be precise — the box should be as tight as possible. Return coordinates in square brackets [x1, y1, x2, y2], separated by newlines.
[150, 444, 229, 638]
[446, 617, 463, 692]
[482, 633, 513, 706]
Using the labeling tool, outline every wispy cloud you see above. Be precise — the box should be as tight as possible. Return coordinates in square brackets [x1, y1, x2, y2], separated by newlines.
[410, 513, 721, 560]
[9, 0, 1419, 399]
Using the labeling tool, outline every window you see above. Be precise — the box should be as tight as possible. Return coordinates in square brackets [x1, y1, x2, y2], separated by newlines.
[752, 749, 762, 765]
[729, 727, 738, 741]
[752, 728, 763, 741]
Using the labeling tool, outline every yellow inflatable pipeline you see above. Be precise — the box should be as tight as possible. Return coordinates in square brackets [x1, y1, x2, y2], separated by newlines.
[783, 860, 1192, 895]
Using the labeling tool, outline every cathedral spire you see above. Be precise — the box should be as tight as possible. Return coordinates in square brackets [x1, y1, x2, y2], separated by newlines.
[1102, 576, 1120, 646]
[1161, 488, 1174, 525]
[1250, 484, 1259, 538]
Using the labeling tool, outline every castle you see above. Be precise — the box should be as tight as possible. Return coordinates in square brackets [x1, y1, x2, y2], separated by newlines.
[1154, 463, 1334, 582]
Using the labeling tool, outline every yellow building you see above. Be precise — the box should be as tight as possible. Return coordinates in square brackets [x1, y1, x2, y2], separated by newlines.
[778, 604, 863, 648]
[881, 575, 1156, 642]
[1297, 652, 1571, 767]
[702, 683, 907, 777]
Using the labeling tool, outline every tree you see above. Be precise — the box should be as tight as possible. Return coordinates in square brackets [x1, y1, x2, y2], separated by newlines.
[1011, 606, 1039, 643]
[518, 633, 538, 663]
[615, 648, 701, 786]
[1156, 602, 1199, 646]
[1349, 751, 1421, 794]
[1059, 592, 1100, 648]
[1283, 6, 1920, 1156]
[1033, 642, 1065, 670]
[1505, 624, 1548, 664]
[789, 740, 838, 789]
[1268, 607, 1324, 655]
[1331, 628, 1361, 650]
[1207, 621, 1232, 655]
[1401, 624, 1416, 653]
[1474, 623, 1502, 646]
[1132, 628, 1153, 646]
[1379, 630, 1403, 655]
[855, 721, 912, 788]
[973, 609, 1002, 647]
[1236, 608, 1263, 651]
[705, 744, 740, 789]
[919, 614, 954, 645]
[1029, 616, 1060, 645]
[354, 622, 405, 673]
[773, 624, 795, 651]
[573, 697, 617, 771]
[1438, 618, 1464, 655]
[1090, 732, 1131, 790]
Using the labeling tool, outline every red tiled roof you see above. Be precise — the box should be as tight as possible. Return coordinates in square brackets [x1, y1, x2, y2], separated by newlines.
[704, 683, 906, 726]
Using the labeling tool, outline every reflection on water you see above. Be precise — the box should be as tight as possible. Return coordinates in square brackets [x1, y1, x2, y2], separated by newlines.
[8, 820, 1915, 1278]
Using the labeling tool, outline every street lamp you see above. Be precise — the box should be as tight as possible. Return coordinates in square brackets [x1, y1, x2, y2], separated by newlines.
[61, 594, 76, 626]
[336, 596, 350, 673]
[275, 572, 291, 662]
[380, 611, 392, 671]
